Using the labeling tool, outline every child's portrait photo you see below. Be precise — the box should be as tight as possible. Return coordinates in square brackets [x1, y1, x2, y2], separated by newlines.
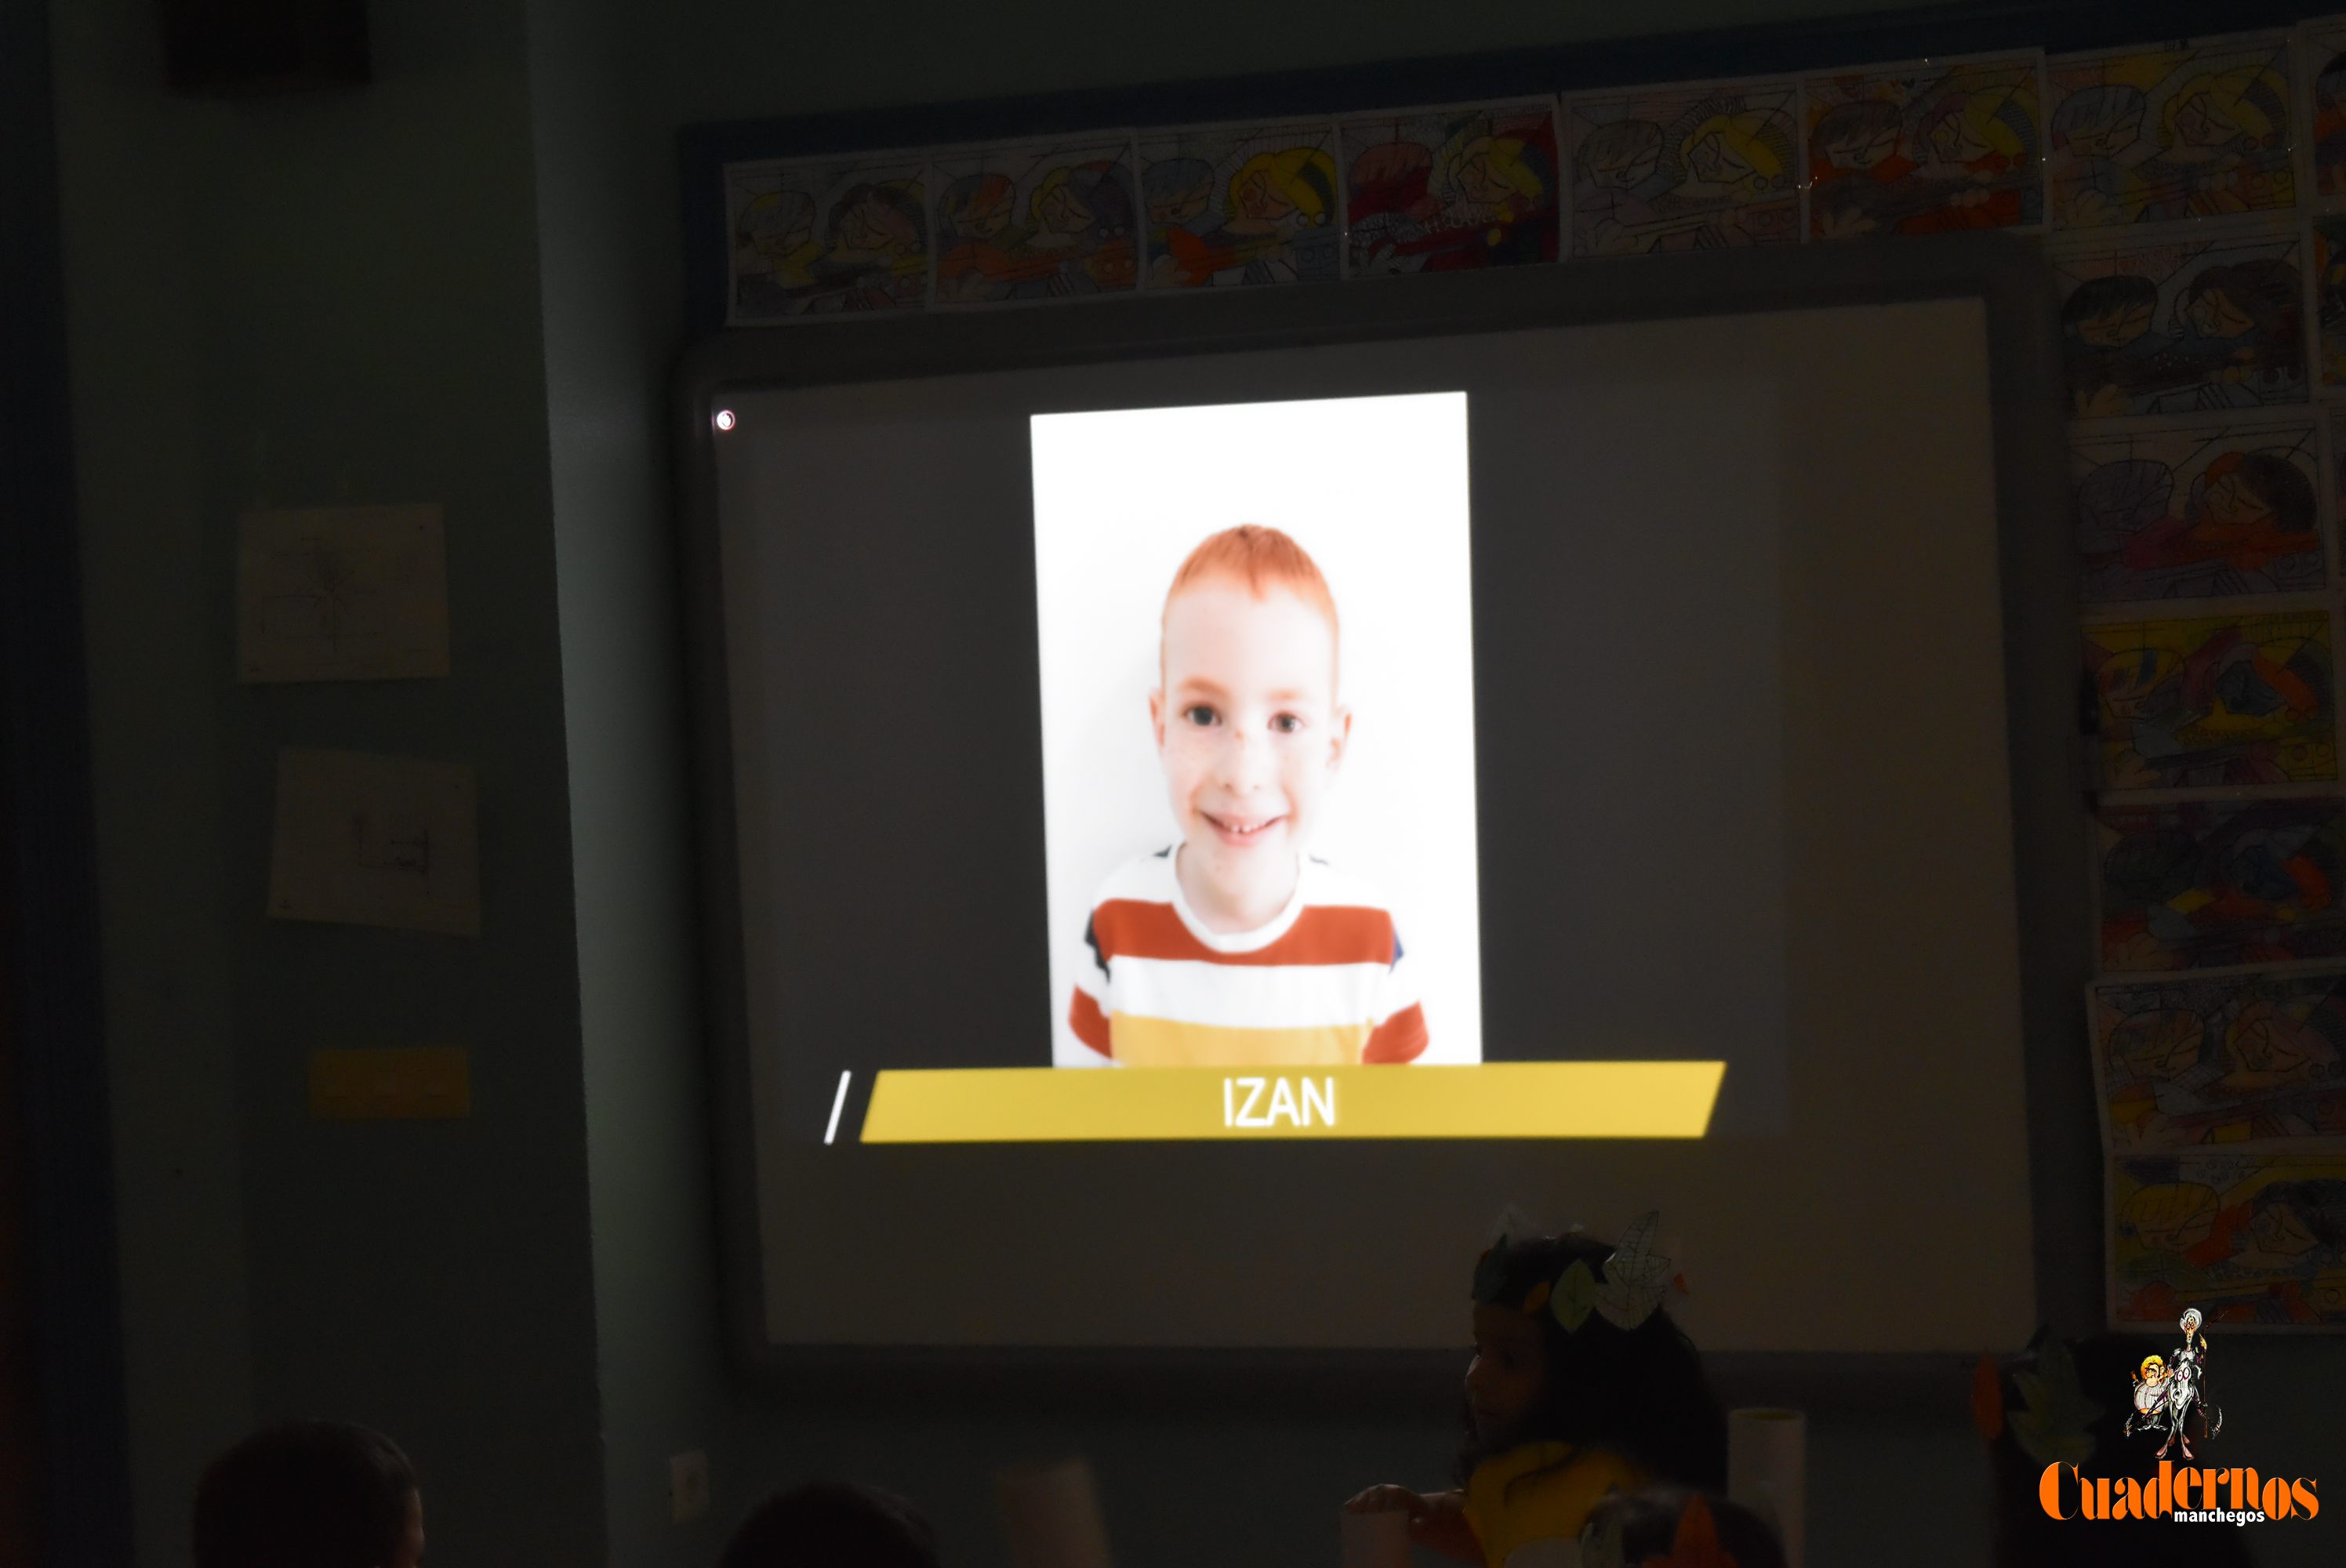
[1031, 393, 1482, 1069]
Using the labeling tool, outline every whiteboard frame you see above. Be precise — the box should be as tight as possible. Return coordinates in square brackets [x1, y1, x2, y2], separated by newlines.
[670, 234, 2083, 1405]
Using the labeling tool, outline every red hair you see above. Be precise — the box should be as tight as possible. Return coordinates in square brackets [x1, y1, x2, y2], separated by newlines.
[1163, 524, 1340, 655]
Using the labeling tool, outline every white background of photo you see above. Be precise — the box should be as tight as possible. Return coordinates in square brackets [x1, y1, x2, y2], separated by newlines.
[1032, 393, 1484, 1065]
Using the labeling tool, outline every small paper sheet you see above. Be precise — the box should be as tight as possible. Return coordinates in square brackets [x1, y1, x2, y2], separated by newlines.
[2090, 969, 2346, 1150]
[1136, 119, 1342, 289]
[1565, 77, 1802, 256]
[2083, 608, 2339, 789]
[1339, 100, 1562, 276]
[268, 748, 481, 937]
[2047, 31, 2294, 229]
[237, 505, 450, 683]
[2050, 218, 2308, 420]
[724, 152, 933, 319]
[2068, 412, 2329, 603]
[1803, 51, 2046, 241]
[2110, 1149, 2346, 1328]
[934, 137, 1140, 304]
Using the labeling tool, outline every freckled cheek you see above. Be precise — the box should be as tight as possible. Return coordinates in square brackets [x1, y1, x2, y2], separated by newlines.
[1168, 757, 1211, 813]
[1273, 757, 1329, 819]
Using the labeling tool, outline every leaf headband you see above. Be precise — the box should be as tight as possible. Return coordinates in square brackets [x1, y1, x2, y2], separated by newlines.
[1473, 1211, 1684, 1333]
[1973, 1329, 2101, 1468]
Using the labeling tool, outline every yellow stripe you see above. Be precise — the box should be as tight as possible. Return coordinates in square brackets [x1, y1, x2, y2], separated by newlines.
[1109, 1014, 1367, 1067]
[859, 1062, 1725, 1142]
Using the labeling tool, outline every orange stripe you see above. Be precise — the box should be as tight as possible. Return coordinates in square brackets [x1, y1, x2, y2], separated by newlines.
[1091, 899, 1396, 967]
[1069, 989, 1113, 1058]
[1363, 1003, 1428, 1064]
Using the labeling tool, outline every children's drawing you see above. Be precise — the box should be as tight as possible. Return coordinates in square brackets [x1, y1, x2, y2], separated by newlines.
[1340, 102, 1560, 277]
[2072, 416, 2326, 601]
[2086, 612, 2336, 789]
[1565, 80, 1801, 255]
[2053, 220, 2308, 419]
[2307, 20, 2346, 205]
[2333, 405, 2346, 567]
[236, 505, 451, 682]
[933, 138, 1139, 305]
[1803, 53, 2043, 239]
[725, 157, 930, 320]
[268, 749, 481, 938]
[2098, 797, 2346, 973]
[2111, 1151, 2346, 1328]
[2047, 34, 2295, 229]
[2091, 971, 2346, 1150]
[1136, 122, 1342, 288]
[2315, 214, 2346, 390]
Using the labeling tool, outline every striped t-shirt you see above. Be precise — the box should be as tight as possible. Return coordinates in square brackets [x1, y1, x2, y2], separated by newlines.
[1068, 847, 1428, 1067]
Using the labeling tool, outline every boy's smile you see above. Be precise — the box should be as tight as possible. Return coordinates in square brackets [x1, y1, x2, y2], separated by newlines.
[1152, 576, 1349, 934]
[1200, 808, 1284, 846]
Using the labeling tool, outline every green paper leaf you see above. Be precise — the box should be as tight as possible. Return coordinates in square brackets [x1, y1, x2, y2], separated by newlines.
[1596, 1210, 1672, 1329]
[2007, 1338, 2102, 1469]
[1549, 1258, 1598, 1331]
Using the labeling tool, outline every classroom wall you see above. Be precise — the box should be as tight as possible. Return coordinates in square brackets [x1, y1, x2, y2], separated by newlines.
[652, 0, 1912, 124]
[49, 0, 2346, 1566]
[548, 0, 2346, 1563]
[51, 1, 611, 1562]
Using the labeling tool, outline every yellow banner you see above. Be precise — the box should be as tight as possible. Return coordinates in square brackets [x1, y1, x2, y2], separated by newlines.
[859, 1062, 1724, 1143]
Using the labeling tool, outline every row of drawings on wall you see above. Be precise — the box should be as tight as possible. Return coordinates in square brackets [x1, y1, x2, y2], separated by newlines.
[724, 105, 1560, 314]
[722, 24, 2346, 321]
[2068, 26, 2346, 1337]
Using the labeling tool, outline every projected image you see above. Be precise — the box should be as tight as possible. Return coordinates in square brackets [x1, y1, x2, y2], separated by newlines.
[1032, 395, 1483, 1070]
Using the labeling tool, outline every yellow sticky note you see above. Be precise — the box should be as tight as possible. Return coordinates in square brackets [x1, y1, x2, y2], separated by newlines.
[308, 1047, 471, 1120]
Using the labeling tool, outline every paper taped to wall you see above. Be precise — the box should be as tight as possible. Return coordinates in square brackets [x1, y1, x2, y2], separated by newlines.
[237, 504, 451, 683]
[268, 748, 481, 936]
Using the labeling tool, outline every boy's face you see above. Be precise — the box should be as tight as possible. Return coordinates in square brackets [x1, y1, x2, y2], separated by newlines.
[1151, 578, 1348, 905]
[2073, 110, 2143, 158]
[2187, 285, 2254, 340]
[840, 197, 911, 255]
[1824, 122, 1899, 170]
[2076, 298, 2155, 347]
[2174, 89, 2242, 151]
[2113, 1008, 2202, 1080]
[1149, 183, 1209, 227]
[1037, 180, 1093, 235]
[2248, 1199, 2320, 1258]
[956, 190, 1010, 240]
[2202, 470, 2274, 534]
[1233, 169, 1295, 222]
[1928, 108, 1992, 166]
[2224, 1002, 2330, 1078]
[1457, 147, 1510, 203]
[2129, 1189, 2215, 1252]
[1683, 129, 1744, 187]
[1593, 140, 1660, 190]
